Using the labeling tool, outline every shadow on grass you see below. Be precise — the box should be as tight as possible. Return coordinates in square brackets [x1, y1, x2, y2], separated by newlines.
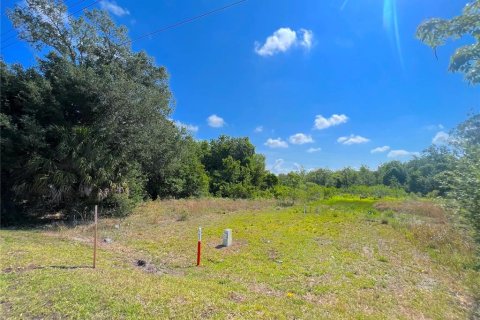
[38, 265, 92, 270]
[0, 216, 93, 231]
[2, 265, 93, 274]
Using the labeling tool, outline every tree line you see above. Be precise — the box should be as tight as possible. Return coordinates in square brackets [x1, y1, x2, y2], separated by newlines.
[280, 145, 456, 197]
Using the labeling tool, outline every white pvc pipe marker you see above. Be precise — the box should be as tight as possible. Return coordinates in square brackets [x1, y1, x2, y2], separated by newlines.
[223, 229, 232, 247]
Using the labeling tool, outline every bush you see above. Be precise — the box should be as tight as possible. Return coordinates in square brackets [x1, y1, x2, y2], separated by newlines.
[343, 185, 407, 198]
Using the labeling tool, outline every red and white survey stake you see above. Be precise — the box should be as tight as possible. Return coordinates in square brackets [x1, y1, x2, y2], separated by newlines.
[196, 227, 202, 266]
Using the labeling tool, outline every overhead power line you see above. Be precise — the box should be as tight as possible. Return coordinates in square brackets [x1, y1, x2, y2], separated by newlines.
[122, 0, 248, 46]
[1, 0, 248, 51]
[69, 0, 100, 15]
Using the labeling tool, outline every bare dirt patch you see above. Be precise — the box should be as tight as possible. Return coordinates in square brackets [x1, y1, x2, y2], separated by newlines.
[267, 248, 279, 261]
[133, 259, 182, 275]
[248, 282, 283, 298]
[302, 292, 338, 306]
[228, 292, 246, 303]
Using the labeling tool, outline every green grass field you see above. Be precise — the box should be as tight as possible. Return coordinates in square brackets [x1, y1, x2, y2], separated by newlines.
[1, 197, 479, 319]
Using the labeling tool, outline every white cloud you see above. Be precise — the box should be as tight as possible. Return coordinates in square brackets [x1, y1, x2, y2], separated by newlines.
[254, 27, 314, 57]
[337, 134, 370, 145]
[314, 114, 348, 130]
[207, 114, 225, 128]
[299, 29, 313, 49]
[100, 0, 130, 16]
[425, 124, 444, 131]
[307, 147, 322, 153]
[254, 126, 263, 133]
[432, 131, 450, 144]
[255, 28, 296, 56]
[264, 138, 288, 148]
[174, 120, 198, 133]
[387, 150, 420, 158]
[371, 146, 390, 153]
[289, 133, 314, 145]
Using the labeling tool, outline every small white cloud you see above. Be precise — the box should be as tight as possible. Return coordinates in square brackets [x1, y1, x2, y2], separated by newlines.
[254, 126, 264, 133]
[100, 0, 130, 16]
[289, 133, 314, 145]
[337, 134, 370, 145]
[299, 29, 313, 49]
[425, 124, 444, 131]
[371, 146, 390, 153]
[254, 27, 314, 57]
[174, 120, 199, 133]
[432, 131, 450, 144]
[387, 150, 420, 158]
[255, 27, 297, 57]
[307, 147, 322, 153]
[264, 138, 288, 148]
[314, 114, 348, 130]
[207, 114, 225, 128]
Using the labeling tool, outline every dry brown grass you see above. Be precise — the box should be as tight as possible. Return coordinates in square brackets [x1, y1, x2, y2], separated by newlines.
[157, 198, 276, 215]
[130, 198, 276, 225]
[46, 198, 276, 270]
[374, 200, 447, 223]
[407, 223, 476, 255]
[374, 201, 477, 270]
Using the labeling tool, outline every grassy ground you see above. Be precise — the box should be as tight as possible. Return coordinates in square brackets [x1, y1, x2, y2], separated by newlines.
[1, 197, 479, 319]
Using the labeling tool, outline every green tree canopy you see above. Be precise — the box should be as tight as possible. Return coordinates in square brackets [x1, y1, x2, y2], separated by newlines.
[448, 114, 480, 238]
[416, 1, 480, 84]
[1, 0, 204, 222]
[198, 136, 274, 198]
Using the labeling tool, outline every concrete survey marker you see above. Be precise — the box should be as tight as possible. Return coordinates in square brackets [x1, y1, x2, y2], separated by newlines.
[223, 229, 232, 247]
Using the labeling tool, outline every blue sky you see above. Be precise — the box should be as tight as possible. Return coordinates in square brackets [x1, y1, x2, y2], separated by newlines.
[1, 0, 479, 173]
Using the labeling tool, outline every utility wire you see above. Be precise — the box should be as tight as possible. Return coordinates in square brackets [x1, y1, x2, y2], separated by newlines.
[68, 0, 91, 8]
[69, 0, 100, 15]
[122, 0, 248, 46]
[1, 0, 248, 51]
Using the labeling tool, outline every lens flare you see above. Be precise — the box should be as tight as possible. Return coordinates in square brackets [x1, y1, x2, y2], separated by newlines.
[383, 0, 405, 70]
[340, 0, 350, 11]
